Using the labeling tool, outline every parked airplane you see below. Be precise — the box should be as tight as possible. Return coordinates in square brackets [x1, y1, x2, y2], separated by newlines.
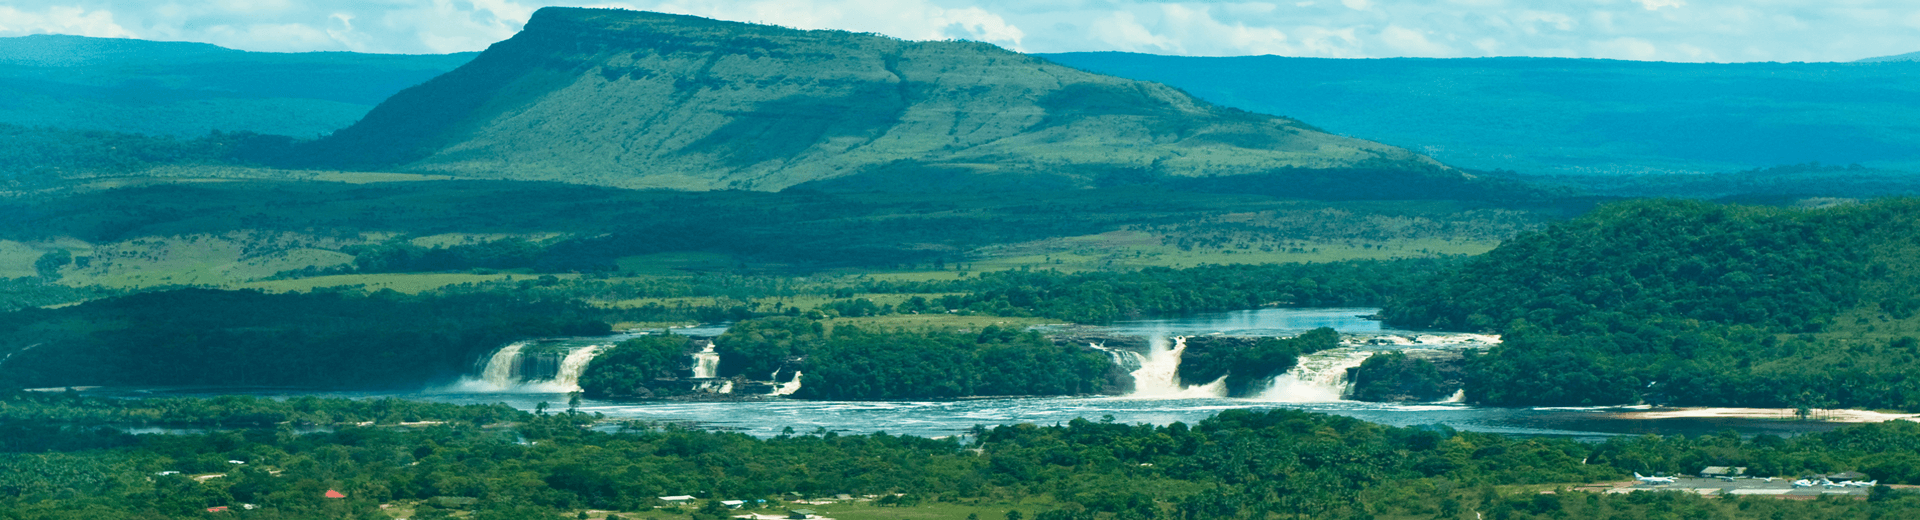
[1636, 473, 1677, 484]
[1792, 479, 1816, 488]
[1845, 480, 1879, 488]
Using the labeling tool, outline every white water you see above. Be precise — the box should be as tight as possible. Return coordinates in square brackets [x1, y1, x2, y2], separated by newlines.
[1089, 342, 1147, 372]
[691, 344, 720, 379]
[1441, 389, 1467, 403]
[440, 341, 609, 393]
[772, 371, 803, 396]
[517, 344, 605, 393]
[1257, 348, 1374, 402]
[479, 342, 530, 388]
[1125, 335, 1228, 398]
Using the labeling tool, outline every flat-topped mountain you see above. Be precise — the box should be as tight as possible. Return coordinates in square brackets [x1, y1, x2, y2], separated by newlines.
[298, 7, 1468, 193]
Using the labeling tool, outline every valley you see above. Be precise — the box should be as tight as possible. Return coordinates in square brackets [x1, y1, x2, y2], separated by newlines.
[5, 5, 1920, 519]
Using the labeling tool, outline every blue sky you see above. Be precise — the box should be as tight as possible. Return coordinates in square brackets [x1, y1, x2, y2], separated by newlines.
[1, 0, 1916, 62]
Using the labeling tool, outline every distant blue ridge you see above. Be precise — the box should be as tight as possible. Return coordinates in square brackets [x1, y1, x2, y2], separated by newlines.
[1039, 52, 1920, 176]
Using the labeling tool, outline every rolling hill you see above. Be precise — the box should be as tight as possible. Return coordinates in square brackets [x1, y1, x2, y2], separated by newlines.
[0, 34, 474, 137]
[293, 7, 1472, 194]
[1041, 52, 1920, 177]
[1382, 198, 1920, 409]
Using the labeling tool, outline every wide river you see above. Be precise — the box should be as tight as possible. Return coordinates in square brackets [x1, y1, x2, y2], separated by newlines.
[120, 308, 1848, 441]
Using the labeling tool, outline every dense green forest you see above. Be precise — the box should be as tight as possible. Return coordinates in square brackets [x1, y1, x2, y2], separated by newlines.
[1347, 352, 1464, 403]
[0, 289, 609, 389]
[577, 334, 697, 399]
[0, 124, 295, 190]
[1174, 328, 1340, 397]
[1385, 199, 1920, 409]
[4, 393, 1920, 519]
[582, 318, 1119, 400]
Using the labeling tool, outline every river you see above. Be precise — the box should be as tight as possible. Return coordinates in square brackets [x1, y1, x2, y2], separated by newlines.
[99, 308, 1854, 441]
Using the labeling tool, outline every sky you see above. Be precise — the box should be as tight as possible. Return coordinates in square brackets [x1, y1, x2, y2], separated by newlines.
[0, 0, 1916, 62]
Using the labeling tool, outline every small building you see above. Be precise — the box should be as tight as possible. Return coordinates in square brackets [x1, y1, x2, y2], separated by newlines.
[660, 495, 698, 504]
[207, 506, 230, 512]
[721, 500, 746, 509]
[325, 490, 347, 499]
[789, 509, 819, 519]
[1700, 466, 1747, 478]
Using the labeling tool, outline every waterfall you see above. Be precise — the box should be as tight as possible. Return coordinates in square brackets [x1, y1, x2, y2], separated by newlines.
[478, 341, 530, 388]
[520, 344, 605, 393]
[1090, 343, 1147, 372]
[772, 371, 803, 396]
[1124, 336, 1227, 398]
[1441, 389, 1466, 403]
[691, 344, 720, 379]
[1257, 348, 1373, 402]
[695, 380, 734, 393]
[439, 341, 607, 393]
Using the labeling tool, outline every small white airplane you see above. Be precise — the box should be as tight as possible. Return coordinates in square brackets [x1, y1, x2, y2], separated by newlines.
[1635, 473, 1677, 484]
[1793, 479, 1816, 488]
[1844, 480, 1879, 488]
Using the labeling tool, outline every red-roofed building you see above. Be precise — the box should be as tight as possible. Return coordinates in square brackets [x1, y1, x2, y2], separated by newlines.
[325, 490, 347, 499]
[207, 506, 229, 512]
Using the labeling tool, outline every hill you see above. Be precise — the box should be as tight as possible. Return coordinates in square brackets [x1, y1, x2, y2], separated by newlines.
[1860, 51, 1920, 63]
[292, 7, 1475, 194]
[1382, 199, 1920, 410]
[0, 34, 474, 137]
[1041, 53, 1920, 177]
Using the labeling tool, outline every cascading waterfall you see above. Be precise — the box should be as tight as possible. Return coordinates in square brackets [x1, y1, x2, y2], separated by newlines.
[1125, 335, 1227, 398]
[1089, 342, 1146, 373]
[519, 344, 605, 393]
[441, 341, 608, 393]
[1441, 389, 1467, 403]
[772, 371, 803, 396]
[1257, 348, 1374, 402]
[691, 344, 720, 379]
[478, 341, 530, 388]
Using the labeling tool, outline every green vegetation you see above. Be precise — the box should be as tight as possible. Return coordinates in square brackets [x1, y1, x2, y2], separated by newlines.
[579, 334, 696, 398]
[1175, 328, 1340, 396]
[291, 7, 1477, 197]
[7, 394, 1920, 518]
[0, 124, 296, 191]
[684, 318, 1116, 399]
[0, 289, 609, 389]
[2, 177, 1535, 291]
[1386, 199, 1920, 409]
[1347, 352, 1462, 402]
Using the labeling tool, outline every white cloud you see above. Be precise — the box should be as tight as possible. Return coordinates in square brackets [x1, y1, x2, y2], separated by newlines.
[0, 0, 1915, 62]
[1379, 24, 1451, 56]
[0, 5, 136, 38]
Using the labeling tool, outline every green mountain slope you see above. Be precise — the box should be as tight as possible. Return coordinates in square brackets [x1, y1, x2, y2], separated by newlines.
[1041, 52, 1920, 177]
[0, 34, 474, 137]
[1383, 199, 1920, 409]
[294, 7, 1465, 193]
